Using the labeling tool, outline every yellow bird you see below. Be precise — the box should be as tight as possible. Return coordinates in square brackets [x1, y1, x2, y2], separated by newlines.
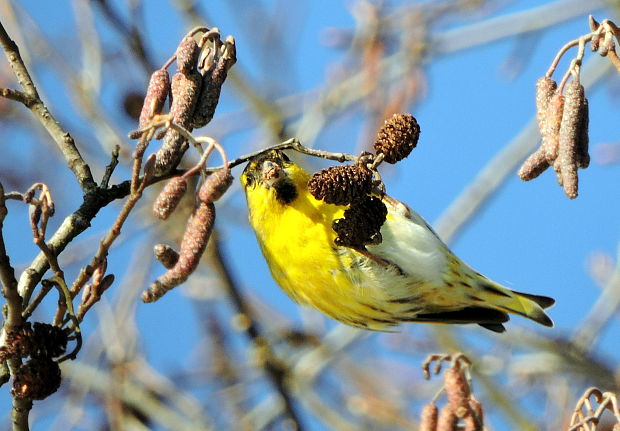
[241, 150, 554, 332]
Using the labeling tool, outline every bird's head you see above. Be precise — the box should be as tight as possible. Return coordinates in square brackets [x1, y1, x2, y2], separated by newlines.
[241, 149, 303, 204]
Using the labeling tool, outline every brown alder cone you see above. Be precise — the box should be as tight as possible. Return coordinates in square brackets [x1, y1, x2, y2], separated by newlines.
[142, 202, 215, 302]
[12, 358, 61, 400]
[373, 113, 420, 163]
[419, 403, 439, 431]
[308, 163, 373, 205]
[152, 176, 188, 220]
[332, 196, 387, 249]
[192, 36, 237, 129]
[558, 80, 585, 199]
[138, 69, 170, 129]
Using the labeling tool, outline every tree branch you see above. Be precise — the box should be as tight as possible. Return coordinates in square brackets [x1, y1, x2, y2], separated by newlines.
[0, 19, 96, 193]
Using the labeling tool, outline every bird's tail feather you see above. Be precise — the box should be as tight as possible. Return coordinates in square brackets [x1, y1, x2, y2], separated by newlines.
[475, 279, 554, 327]
[497, 288, 555, 327]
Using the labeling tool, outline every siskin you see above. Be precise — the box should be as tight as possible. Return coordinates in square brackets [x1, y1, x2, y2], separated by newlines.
[241, 150, 554, 332]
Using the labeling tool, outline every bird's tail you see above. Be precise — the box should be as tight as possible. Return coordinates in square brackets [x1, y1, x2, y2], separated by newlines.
[477, 280, 555, 327]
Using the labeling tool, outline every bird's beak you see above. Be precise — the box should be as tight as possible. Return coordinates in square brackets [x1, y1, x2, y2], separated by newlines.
[261, 160, 285, 188]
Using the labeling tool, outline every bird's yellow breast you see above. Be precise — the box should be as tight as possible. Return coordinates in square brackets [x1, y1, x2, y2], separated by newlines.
[243, 165, 405, 329]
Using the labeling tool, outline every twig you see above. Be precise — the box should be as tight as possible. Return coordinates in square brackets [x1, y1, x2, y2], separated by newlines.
[70, 156, 156, 298]
[0, 19, 95, 192]
[101, 146, 120, 188]
[0, 183, 31, 431]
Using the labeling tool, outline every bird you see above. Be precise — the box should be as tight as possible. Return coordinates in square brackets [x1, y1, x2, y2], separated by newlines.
[240, 149, 555, 333]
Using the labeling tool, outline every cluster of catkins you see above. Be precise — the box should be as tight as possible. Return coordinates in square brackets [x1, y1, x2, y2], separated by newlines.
[518, 75, 589, 199]
[134, 28, 236, 302]
[307, 113, 420, 250]
[134, 28, 236, 174]
[0, 322, 68, 400]
[420, 355, 484, 431]
[143, 168, 233, 303]
[517, 15, 620, 199]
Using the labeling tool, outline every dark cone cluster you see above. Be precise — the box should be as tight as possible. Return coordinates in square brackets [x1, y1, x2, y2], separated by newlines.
[12, 358, 61, 401]
[373, 113, 420, 164]
[0, 322, 67, 361]
[333, 196, 387, 249]
[198, 169, 234, 204]
[308, 163, 373, 205]
[153, 176, 188, 220]
[29, 323, 68, 359]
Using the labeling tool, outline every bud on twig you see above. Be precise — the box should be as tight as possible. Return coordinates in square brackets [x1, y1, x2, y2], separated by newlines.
[153, 177, 188, 220]
[308, 163, 373, 205]
[142, 202, 215, 302]
[373, 113, 420, 164]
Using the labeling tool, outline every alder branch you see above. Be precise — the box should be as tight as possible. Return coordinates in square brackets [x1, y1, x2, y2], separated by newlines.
[0, 19, 95, 193]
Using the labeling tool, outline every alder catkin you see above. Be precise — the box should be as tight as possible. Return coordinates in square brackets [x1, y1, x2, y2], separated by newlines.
[419, 403, 438, 431]
[577, 97, 590, 169]
[541, 92, 564, 162]
[444, 367, 470, 417]
[198, 169, 234, 204]
[192, 37, 237, 129]
[535, 77, 557, 134]
[175, 36, 201, 74]
[142, 202, 215, 302]
[518, 147, 549, 181]
[153, 244, 180, 269]
[558, 80, 585, 199]
[437, 405, 458, 431]
[138, 69, 170, 129]
[152, 177, 188, 220]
